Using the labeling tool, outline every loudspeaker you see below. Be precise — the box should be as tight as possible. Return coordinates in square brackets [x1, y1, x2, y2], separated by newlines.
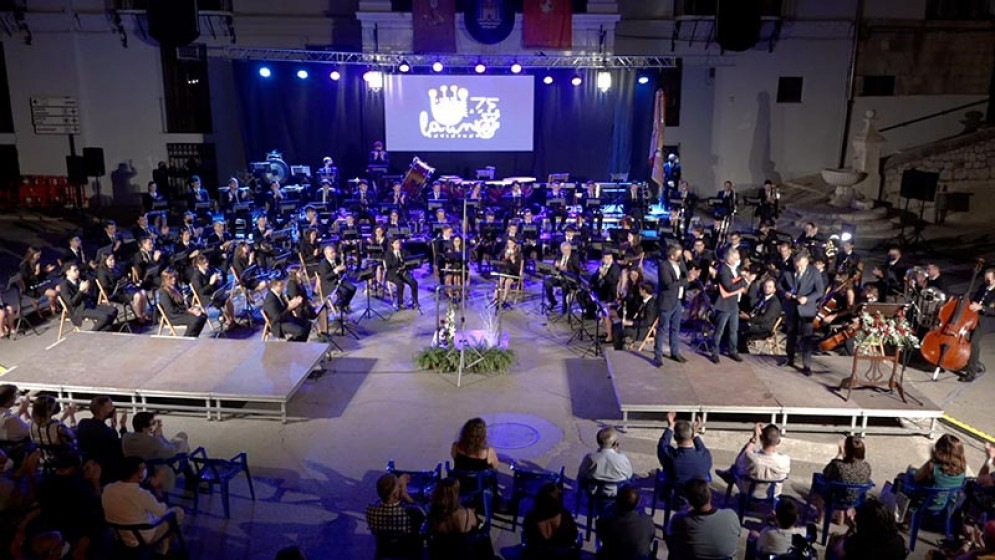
[83, 147, 105, 177]
[0, 145, 19, 182]
[66, 155, 87, 185]
[715, 0, 761, 52]
[148, 0, 200, 48]
[899, 169, 939, 202]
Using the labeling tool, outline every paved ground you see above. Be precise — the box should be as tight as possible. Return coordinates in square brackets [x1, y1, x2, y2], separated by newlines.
[1, 189, 993, 560]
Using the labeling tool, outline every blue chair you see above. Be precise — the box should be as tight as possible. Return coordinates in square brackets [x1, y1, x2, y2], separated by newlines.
[145, 451, 193, 503]
[574, 477, 627, 542]
[105, 509, 186, 560]
[445, 461, 497, 530]
[427, 528, 494, 560]
[386, 459, 442, 505]
[520, 521, 582, 560]
[651, 469, 712, 528]
[189, 447, 256, 518]
[810, 473, 874, 545]
[510, 461, 566, 531]
[901, 473, 965, 552]
[722, 466, 787, 523]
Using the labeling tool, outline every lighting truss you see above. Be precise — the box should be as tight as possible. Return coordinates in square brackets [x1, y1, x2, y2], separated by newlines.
[206, 47, 678, 70]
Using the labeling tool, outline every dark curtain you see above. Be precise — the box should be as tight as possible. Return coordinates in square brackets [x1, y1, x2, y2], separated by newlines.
[232, 62, 650, 184]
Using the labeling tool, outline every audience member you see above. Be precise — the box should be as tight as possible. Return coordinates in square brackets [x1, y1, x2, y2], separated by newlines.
[899, 433, 966, 513]
[365, 473, 425, 537]
[37, 451, 103, 556]
[657, 411, 712, 485]
[810, 436, 871, 523]
[578, 427, 633, 497]
[0, 384, 30, 443]
[756, 499, 807, 556]
[76, 395, 128, 484]
[29, 395, 77, 458]
[829, 498, 908, 560]
[451, 417, 499, 471]
[717, 422, 790, 499]
[0, 447, 39, 514]
[102, 457, 185, 554]
[121, 412, 191, 494]
[596, 485, 655, 560]
[954, 520, 995, 560]
[428, 478, 478, 534]
[667, 478, 741, 560]
[522, 482, 579, 558]
[275, 545, 308, 560]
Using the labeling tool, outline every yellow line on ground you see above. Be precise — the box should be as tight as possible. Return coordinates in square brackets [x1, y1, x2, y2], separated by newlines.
[941, 413, 995, 443]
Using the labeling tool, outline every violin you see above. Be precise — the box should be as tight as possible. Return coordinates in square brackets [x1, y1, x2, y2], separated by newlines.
[920, 258, 985, 372]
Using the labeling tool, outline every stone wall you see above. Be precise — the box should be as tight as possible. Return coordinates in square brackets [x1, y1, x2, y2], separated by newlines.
[882, 127, 995, 224]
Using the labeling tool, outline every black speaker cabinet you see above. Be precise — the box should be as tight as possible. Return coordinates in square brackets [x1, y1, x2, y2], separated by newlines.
[83, 147, 105, 177]
[899, 169, 940, 202]
[716, 0, 761, 52]
[0, 145, 19, 182]
[148, 0, 200, 48]
[66, 155, 87, 185]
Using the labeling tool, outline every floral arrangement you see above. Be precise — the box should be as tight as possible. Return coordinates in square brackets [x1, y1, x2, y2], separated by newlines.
[853, 310, 920, 351]
[432, 307, 457, 348]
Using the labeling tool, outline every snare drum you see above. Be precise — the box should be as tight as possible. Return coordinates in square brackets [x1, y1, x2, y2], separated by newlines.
[915, 287, 947, 330]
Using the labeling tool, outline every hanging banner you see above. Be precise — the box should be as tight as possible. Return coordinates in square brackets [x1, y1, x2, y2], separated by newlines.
[413, 0, 457, 53]
[523, 0, 572, 50]
[650, 89, 667, 189]
[465, 0, 515, 45]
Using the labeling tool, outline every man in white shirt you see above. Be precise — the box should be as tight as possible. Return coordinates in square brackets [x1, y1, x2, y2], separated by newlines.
[102, 457, 184, 552]
[0, 384, 30, 442]
[717, 422, 791, 499]
[577, 427, 633, 497]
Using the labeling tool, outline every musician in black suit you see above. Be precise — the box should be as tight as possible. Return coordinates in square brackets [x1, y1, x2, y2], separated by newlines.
[964, 268, 995, 382]
[622, 183, 646, 229]
[185, 176, 211, 212]
[312, 178, 338, 207]
[142, 181, 167, 213]
[157, 268, 206, 337]
[204, 220, 234, 271]
[385, 238, 419, 310]
[131, 237, 164, 291]
[131, 214, 162, 248]
[871, 246, 907, 301]
[590, 253, 622, 306]
[368, 141, 389, 167]
[190, 255, 233, 324]
[613, 282, 659, 350]
[738, 278, 783, 354]
[656, 244, 699, 366]
[262, 276, 309, 342]
[433, 225, 456, 281]
[60, 263, 117, 331]
[580, 180, 604, 233]
[219, 178, 247, 212]
[317, 245, 356, 311]
[716, 181, 737, 219]
[711, 248, 750, 364]
[757, 180, 779, 225]
[99, 220, 123, 259]
[544, 242, 582, 315]
[777, 251, 826, 375]
[60, 235, 95, 273]
[96, 253, 150, 323]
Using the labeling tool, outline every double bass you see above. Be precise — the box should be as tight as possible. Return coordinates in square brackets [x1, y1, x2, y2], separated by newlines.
[920, 259, 985, 373]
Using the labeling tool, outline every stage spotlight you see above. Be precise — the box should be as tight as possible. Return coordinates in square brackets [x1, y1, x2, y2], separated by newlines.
[510, 63, 522, 74]
[571, 75, 582, 87]
[597, 71, 611, 92]
[259, 67, 272, 78]
[542, 75, 554, 85]
[363, 70, 384, 91]
[432, 61, 444, 72]
[637, 75, 650, 85]
[296, 69, 309, 79]
[329, 70, 341, 81]
[399, 61, 411, 73]
[475, 63, 486, 74]
[841, 222, 856, 243]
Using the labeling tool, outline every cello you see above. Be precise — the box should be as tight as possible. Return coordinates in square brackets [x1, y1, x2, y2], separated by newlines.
[920, 258, 985, 374]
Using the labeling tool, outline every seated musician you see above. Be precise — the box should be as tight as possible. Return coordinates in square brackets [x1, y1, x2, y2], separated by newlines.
[19, 247, 59, 314]
[795, 222, 826, 261]
[683, 224, 710, 252]
[250, 215, 276, 269]
[355, 181, 375, 222]
[171, 228, 202, 281]
[179, 211, 203, 239]
[738, 278, 782, 354]
[518, 209, 541, 259]
[757, 179, 780, 225]
[563, 225, 581, 248]
[262, 275, 309, 342]
[494, 239, 523, 308]
[131, 237, 165, 291]
[60, 263, 117, 331]
[142, 180, 167, 213]
[923, 263, 951, 293]
[429, 206, 450, 230]
[813, 258, 830, 295]
[99, 220, 124, 259]
[264, 180, 288, 221]
[96, 253, 150, 323]
[544, 241, 582, 315]
[231, 242, 269, 294]
[317, 156, 338, 186]
[591, 252, 622, 306]
[59, 234, 95, 272]
[833, 239, 862, 282]
[752, 223, 778, 262]
[389, 181, 408, 209]
[318, 245, 357, 312]
[547, 181, 568, 231]
[623, 183, 646, 229]
[385, 238, 420, 311]
[157, 268, 206, 337]
[443, 236, 468, 301]
[367, 225, 390, 295]
[285, 266, 328, 341]
[434, 225, 456, 280]
[870, 246, 907, 301]
[190, 255, 234, 325]
[219, 177, 245, 212]
[475, 210, 501, 268]
[205, 219, 234, 271]
[581, 180, 604, 233]
[386, 209, 406, 230]
[313, 178, 338, 206]
[185, 176, 211, 212]
[300, 205, 321, 231]
[766, 241, 794, 276]
[619, 232, 645, 271]
[369, 140, 389, 167]
[333, 213, 361, 263]
[132, 213, 163, 247]
[427, 181, 446, 204]
[299, 228, 322, 269]
[612, 282, 658, 351]
[715, 180, 737, 220]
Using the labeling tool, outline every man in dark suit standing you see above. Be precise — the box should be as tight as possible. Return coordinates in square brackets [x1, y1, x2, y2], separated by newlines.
[711, 248, 750, 364]
[385, 238, 419, 310]
[778, 251, 826, 375]
[60, 263, 117, 331]
[262, 276, 309, 342]
[655, 244, 699, 366]
[545, 242, 582, 315]
[738, 278, 783, 354]
[614, 282, 659, 350]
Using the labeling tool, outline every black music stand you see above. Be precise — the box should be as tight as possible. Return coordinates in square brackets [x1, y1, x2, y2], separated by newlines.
[355, 266, 389, 323]
[330, 283, 360, 340]
[533, 262, 558, 317]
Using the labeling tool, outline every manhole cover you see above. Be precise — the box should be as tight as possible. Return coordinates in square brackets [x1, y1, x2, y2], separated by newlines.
[488, 422, 540, 450]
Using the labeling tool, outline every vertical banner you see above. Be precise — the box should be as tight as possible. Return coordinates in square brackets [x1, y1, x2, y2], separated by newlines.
[649, 89, 666, 189]
[413, 0, 456, 53]
[523, 0, 572, 50]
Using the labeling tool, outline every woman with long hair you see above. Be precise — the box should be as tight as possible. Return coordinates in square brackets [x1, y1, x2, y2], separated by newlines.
[494, 239, 522, 308]
[451, 418, 498, 471]
[910, 433, 967, 511]
[427, 478, 477, 535]
[522, 482, 579, 559]
[19, 246, 59, 314]
[157, 268, 207, 337]
[97, 252, 150, 323]
[830, 498, 907, 560]
[810, 436, 872, 523]
[30, 394, 77, 453]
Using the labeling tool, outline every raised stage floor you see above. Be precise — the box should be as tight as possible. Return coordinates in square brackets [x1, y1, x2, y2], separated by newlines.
[0, 331, 329, 422]
[606, 349, 944, 437]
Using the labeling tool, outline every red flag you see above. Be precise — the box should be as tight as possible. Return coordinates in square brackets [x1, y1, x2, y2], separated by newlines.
[650, 90, 666, 188]
[523, 0, 572, 50]
[413, 0, 456, 53]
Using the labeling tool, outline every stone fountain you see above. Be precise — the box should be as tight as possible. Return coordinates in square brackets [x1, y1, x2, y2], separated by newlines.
[822, 167, 868, 209]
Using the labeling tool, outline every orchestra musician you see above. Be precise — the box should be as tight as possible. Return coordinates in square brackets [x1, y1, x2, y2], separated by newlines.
[355, 181, 375, 223]
[132, 237, 164, 291]
[334, 214, 361, 264]
[367, 225, 390, 295]
[580, 180, 604, 233]
[262, 275, 309, 342]
[185, 176, 211, 212]
[619, 231, 645, 272]
[264, 180, 288, 220]
[317, 156, 338, 186]
[231, 242, 268, 294]
[663, 154, 681, 201]
[60, 262, 117, 331]
[385, 238, 420, 311]
[313, 178, 338, 207]
[493, 239, 522, 308]
[475, 210, 501, 269]
[923, 263, 952, 293]
[205, 219, 234, 271]
[591, 252, 622, 305]
[544, 241, 581, 315]
[656, 244, 698, 365]
[547, 181, 568, 231]
[767, 241, 794, 276]
[964, 267, 995, 382]
[96, 252, 150, 324]
[795, 222, 825, 261]
[433, 225, 455, 281]
[100, 220, 124, 259]
[317, 245, 357, 312]
[711, 248, 750, 364]
[171, 228, 202, 281]
[737, 278, 782, 354]
[623, 183, 647, 229]
[684, 238, 713, 283]
[190, 255, 235, 326]
[389, 181, 408, 209]
[613, 282, 659, 351]
[142, 180, 167, 213]
[871, 246, 907, 300]
[757, 179, 780, 225]
[219, 177, 247, 212]
[715, 181, 737, 221]
[443, 235, 468, 300]
[386, 209, 406, 230]
[286, 265, 328, 341]
[179, 211, 203, 239]
[518, 209, 541, 259]
[369, 140, 389, 167]
[59, 235, 97, 275]
[157, 268, 206, 337]
[778, 250, 825, 376]
[299, 228, 322, 269]
[250, 215, 276, 270]
[132, 213, 164, 247]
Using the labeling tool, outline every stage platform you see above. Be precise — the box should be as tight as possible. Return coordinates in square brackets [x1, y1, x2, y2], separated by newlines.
[606, 349, 944, 437]
[0, 332, 329, 422]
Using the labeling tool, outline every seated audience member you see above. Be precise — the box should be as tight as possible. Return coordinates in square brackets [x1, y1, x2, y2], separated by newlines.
[30, 395, 77, 455]
[962, 443, 995, 527]
[0, 384, 30, 443]
[717, 422, 790, 499]
[596, 485, 655, 560]
[899, 433, 966, 512]
[954, 520, 995, 560]
[102, 457, 185, 553]
[0, 447, 39, 514]
[657, 411, 712, 485]
[522, 482, 579, 559]
[829, 498, 908, 560]
[37, 451, 103, 555]
[76, 395, 128, 485]
[451, 417, 499, 471]
[121, 412, 190, 494]
[578, 427, 633, 497]
[428, 478, 478, 534]
[275, 546, 308, 560]
[667, 479, 741, 560]
[810, 436, 871, 523]
[755, 499, 807, 556]
[365, 473, 425, 539]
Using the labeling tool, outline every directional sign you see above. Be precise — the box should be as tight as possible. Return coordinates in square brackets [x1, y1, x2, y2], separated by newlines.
[30, 97, 81, 135]
[30, 97, 78, 108]
[34, 124, 81, 134]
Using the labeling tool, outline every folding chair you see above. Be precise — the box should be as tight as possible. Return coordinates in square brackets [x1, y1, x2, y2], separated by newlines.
[189, 289, 218, 334]
[633, 318, 660, 352]
[260, 310, 275, 341]
[755, 316, 785, 355]
[95, 279, 133, 333]
[56, 294, 82, 340]
[156, 302, 185, 337]
[229, 266, 257, 326]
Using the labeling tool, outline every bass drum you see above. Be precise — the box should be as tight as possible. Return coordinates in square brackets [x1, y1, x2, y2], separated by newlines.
[915, 287, 947, 330]
[401, 157, 434, 197]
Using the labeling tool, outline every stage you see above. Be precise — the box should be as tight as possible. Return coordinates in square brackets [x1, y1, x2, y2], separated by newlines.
[605, 349, 944, 437]
[0, 332, 329, 422]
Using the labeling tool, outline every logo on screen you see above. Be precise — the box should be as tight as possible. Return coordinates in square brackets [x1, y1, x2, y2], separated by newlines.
[419, 85, 501, 140]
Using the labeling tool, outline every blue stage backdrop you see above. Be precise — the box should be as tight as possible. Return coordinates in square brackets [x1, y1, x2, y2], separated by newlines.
[232, 61, 651, 184]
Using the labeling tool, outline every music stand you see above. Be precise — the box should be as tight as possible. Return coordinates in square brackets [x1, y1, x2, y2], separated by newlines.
[355, 266, 389, 322]
[533, 262, 560, 317]
[330, 283, 361, 340]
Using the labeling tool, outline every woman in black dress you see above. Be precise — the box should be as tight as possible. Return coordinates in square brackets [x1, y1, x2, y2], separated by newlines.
[19, 247, 59, 315]
[96, 253, 150, 323]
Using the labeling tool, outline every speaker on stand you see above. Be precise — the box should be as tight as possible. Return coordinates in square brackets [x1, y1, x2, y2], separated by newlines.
[83, 147, 105, 177]
[889, 168, 940, 251]
[148, 0, 200, 48]
[715, 0, 761, 52]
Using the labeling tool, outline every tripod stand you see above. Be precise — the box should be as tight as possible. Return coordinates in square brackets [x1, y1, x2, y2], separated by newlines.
[329, 285, 360, 340]
[355, 265, 389, 323]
